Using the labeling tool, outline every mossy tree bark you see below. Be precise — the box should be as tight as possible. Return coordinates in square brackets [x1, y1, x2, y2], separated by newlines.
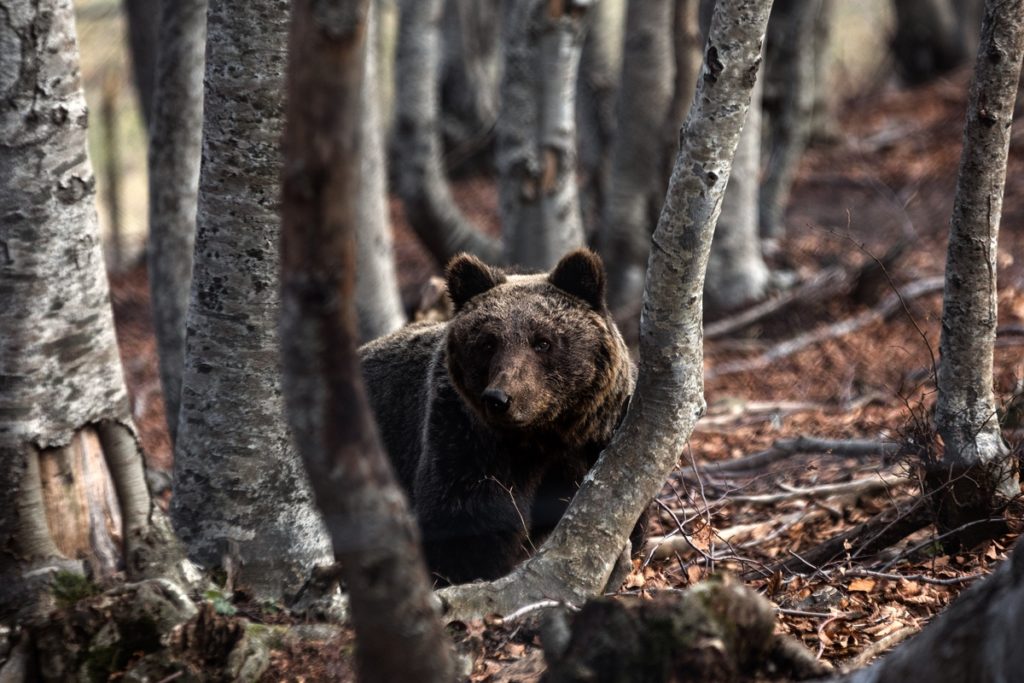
[0, 0, 185, 621]
[393, 0, 501, 266]
[280, 1, 454, 680]
[439, 0, 774, 619]
[929, 0, 1023, 539]
[498, 0, 589, 270]
[355, 0, 405, 342]
[146, 0, 207, 444]
[171, 0, 333, 601]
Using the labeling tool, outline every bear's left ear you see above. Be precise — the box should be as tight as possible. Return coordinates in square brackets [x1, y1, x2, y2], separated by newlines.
[446, 253, 506, 312]
[549, 249, 607, 311]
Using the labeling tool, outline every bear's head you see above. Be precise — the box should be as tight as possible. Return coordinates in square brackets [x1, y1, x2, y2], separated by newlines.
[444, 249, 629, 439]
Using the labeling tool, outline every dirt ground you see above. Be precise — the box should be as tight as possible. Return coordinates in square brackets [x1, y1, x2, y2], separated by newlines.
[107, 68, 1024, 680]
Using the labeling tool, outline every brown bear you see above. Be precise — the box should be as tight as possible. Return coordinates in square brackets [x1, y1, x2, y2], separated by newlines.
[359, 249, 638, 585]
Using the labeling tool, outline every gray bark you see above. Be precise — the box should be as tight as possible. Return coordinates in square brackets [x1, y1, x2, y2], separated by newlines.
[662, 0, 703, 191]
[705, 65, 769, 314]
[830, 540, 1024, 683]
[172, 0, 332, 601]
[356, 1, 405, 342]
[439, 0, 773, 619]
[123, 0, 160, 129]
[576, 0, 625, 235]
[931, 0, 1023, 527]
[393, 0, 501, 265]
[600, 0, 675, 313]
[147, 0, 206, 444]
[890, 0, 966, 85]
[498, 0, 588, 270]
[0, 0, 185, 620]
[280, 3, 454, 680]
[440, 0, 502, 163]
[760, 0, 822, 239]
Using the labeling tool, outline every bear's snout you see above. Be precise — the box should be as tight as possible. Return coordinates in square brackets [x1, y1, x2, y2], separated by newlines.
[481, 387, 511, 414]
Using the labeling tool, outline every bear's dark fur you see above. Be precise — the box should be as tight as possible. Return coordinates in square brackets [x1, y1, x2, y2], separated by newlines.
[359, 249, 639, 584]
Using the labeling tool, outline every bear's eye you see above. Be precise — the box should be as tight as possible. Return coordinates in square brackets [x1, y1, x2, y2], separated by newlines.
[480, 336, 497, 353]
[533, 338, 551, 353]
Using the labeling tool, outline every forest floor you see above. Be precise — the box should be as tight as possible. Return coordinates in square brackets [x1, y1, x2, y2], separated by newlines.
[108, 68, 1024, 681]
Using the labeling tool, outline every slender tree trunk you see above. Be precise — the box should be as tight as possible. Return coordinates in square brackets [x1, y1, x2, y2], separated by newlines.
[356, 0, 405, 342]
[759, 0, 822, 239]
[576, 0, 625, 237]
[172, 0, 332, 601]
[440, 0, 502, 168]
[661, 0, 703, 196]
[147, 0, 207, 444]
[808, 0, 836, 143]
[122, 0, 160, 129]
[498, 0, 589, 270]
[890, 0, 966, 85]
[280, 2, 453, 680]
[393, 0, 501, 265]
[600, 0, 674, 313]
[930, 0, 1023, 539]
[705, 63, 769, 314]
[0, 0, 185, 621]
[439, 0, 773, 619]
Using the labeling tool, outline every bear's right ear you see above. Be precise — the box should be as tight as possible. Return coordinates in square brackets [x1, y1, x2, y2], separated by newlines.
[446, 253, 506, 312]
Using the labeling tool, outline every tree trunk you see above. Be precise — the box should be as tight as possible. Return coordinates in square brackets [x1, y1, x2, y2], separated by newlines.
[393, 0, 501, 265]
[438, 0, 773, 619]
[661, 0, 703, 196]
[498, 0, 589, 270]
[576, 0, 625, 237]
[147, 0, 207, 444]
[356, 0, 405, 342]
[600, 0, 675, 314]
[759, 0, 822, 239]
[172, 0, 333, 601]
[930, 0, 1023, 539]
[827, 539, 1024, 683]
[890, 0, 966, 85]
[280, 2, 454, 681]
[122, 0, 160, 129]
[440, 0, 502, 171]
[0, 0, 185, 621]
[704, 63, 769, 315]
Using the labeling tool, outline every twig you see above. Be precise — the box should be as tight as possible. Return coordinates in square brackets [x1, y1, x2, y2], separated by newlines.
[844, 626, 918, 669]
[845, 569, 984, 586]
[499, 599, 578, 623]
[680, 436, 899, 478]
[707, 277, 944, 379]
[777, 607, 850, 619]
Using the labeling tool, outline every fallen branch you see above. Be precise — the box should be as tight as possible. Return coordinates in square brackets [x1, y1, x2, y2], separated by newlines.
[845, 569, 984, 587]
[727, 475, 912, 505]
[707, 277, 944, 379]
[679, 436, 900, 479]
[748, 500, 933, 580]
[844, 625, 918, 670]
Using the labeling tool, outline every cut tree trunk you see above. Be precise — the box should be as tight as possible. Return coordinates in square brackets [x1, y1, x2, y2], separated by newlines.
[601, 0, 674, 314]
[356, 0, 405, 342]
[438, 0, 774, 619]
[704, 62, 769, 315]
[393, 0, 501, 265]
[146, 0, 207, 444]
[498, 0, 589, 270]
[172, 0, 333, 602]
[0, 0, 185, 621]
[280, 2, 453, 680]
[930, 0, 1023, 540]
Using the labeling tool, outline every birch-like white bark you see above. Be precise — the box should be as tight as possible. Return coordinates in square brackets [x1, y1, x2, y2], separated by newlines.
[933, 0, 1023, 511]
[498, 0, 588, 270]
[172, 0, 332, 601]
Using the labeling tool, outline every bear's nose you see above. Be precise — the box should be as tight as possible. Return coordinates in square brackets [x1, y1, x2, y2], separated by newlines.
[482, 388, 511, 413]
